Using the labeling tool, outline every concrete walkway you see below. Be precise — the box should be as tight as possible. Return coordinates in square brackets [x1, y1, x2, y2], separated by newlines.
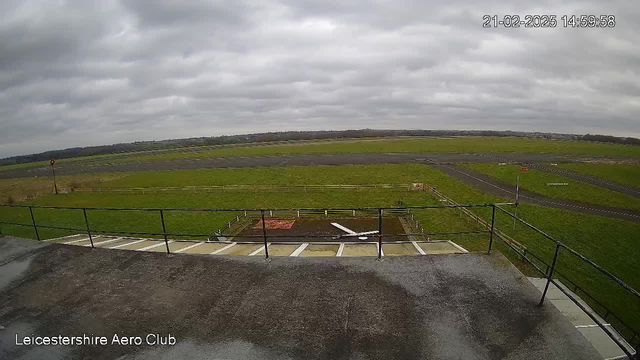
[46, 234, 468, 257]
[528, 277, 636, 359]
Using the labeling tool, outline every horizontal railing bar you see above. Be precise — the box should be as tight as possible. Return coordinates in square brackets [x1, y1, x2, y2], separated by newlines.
[0, 204, 495, 211]
[496, 205, 640, 301]
[494, 223, 640, 345]
[495, 205, 558, 244]
[28, 224, 87, 232]
[0, 221, 35, 227]
[549, 278, 636, 359]
[559, 244, 640, 301]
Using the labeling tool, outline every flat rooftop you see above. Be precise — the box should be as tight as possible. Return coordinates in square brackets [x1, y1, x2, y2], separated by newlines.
[0, 236, 600, 360]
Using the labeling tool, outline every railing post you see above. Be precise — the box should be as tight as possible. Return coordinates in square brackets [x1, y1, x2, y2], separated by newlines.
[160, 210, 170, 254]
[377, 208, 383, 260]
[261, 210, 269, 259]
[488, 205, 496, 254]
[28, 206, 40, 241]
[539, 242, 561, 307]
[82, 208, 94, 248]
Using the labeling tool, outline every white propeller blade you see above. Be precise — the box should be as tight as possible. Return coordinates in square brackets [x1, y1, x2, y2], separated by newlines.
[340, 231, 379, 237]
[331, 223, 357, 235]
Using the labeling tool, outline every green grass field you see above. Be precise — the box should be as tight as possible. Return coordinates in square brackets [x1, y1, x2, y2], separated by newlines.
[37, 136, 640, 167]
[461, 163, 640, 211]
[1, 162, 638, 339]
[557, 163, 640, 188]
[93, 164, 457, 188]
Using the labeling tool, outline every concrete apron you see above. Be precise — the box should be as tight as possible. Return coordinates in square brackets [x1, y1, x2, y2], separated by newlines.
[48, 235, 469, 258]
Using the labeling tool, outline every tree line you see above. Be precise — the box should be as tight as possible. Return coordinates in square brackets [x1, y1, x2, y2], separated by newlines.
[1, 129, 637, 165]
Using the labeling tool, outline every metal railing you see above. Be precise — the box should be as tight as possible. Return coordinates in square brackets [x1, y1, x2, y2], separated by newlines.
[0, 202, 637, 358]
[0, 204, 494, 256]
[494, 205, 639, 359]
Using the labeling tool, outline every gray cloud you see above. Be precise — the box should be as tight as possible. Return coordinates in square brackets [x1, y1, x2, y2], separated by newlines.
[0, 0, 639, 157]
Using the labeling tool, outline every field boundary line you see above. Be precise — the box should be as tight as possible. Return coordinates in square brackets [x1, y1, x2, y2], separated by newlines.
[73, 183, 417, 194]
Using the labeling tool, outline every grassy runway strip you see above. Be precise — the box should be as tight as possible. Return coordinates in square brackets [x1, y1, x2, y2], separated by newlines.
[557, 163, 640, 188]
[69, 137, 640, 166]
[461, 163, 640, 211]
[0, 163, 638, 338]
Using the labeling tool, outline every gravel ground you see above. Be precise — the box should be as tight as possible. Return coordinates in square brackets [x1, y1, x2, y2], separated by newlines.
[0, 236, 600, 360]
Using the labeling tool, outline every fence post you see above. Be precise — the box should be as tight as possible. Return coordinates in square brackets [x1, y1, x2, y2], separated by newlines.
[261, 210, 269, 259]
[82, 208, 94, 248]
[160, 210, 170, 254]
[28, 206, 40, 241]
[377, 208, 383, 260]
[539, 242, 561, 307]
[488, 205, 496, 254]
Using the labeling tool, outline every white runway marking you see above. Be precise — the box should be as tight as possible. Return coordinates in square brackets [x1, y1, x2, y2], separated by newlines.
[138, 241, 173, 251]
[336, 243, 345, 257]
[45, 234, 84, 242]
[109, 239, 146, 249]
[249, 244, 270, 256]
[87, 237, 122, 247]
[210, 243, 236, 255]
[63, 237, 91, 244]
[174, 242, 204, 253]
[290, 243, 309, 257]
[575, 324, 611, 328]
[448, 241, 469, 253]
[376, 243, 385, 257]
[412, 241, 426, 255]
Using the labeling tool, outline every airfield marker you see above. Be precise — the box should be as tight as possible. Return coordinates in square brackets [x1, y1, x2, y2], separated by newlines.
[174, 242, 204, 253]
[110, 239, 146, 249]
[88, 237, 122, 247]
[412, 241, 426, 255]
[210, 243, 236, 255]
[138, 241, 174, 252]
[337, 243, 345, 257]
[290, 243, 309, 257]
[63, 237, 91, 245]
[249, 244, 270, 256]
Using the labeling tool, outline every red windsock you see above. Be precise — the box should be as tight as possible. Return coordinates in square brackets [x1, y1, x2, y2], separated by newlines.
[19, 210, 21, 217]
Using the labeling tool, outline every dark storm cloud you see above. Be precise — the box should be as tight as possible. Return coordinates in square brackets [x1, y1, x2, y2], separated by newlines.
[0, 0, 639, 157]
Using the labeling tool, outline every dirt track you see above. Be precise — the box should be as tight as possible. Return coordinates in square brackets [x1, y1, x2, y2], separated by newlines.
[429, 163, 640, 222]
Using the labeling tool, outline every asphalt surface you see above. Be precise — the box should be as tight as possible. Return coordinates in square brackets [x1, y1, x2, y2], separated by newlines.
[0, 236, 601, 360]
[0, 151, 631, 179]
[430, 163, 640, 222]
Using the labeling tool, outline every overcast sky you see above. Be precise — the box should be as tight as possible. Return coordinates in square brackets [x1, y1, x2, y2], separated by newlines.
[1, 0, 639, 157]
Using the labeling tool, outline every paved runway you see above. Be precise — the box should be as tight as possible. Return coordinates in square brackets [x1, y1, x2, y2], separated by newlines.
[0, 151, 630, 179]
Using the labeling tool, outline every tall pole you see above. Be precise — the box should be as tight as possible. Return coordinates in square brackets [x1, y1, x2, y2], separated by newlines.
[29, 206, 40, 241]
[377, 208, 383, 260]
[52, 167, 58, 195]
[50, 160, 58, 195]
[513, 175, 519, 231]
[261, 210, 269, 259]
[488, 205, 496, 254]
[539, 243, 561, 306]
[83, 208, 94, 248]
[160, 210, 170, 254]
